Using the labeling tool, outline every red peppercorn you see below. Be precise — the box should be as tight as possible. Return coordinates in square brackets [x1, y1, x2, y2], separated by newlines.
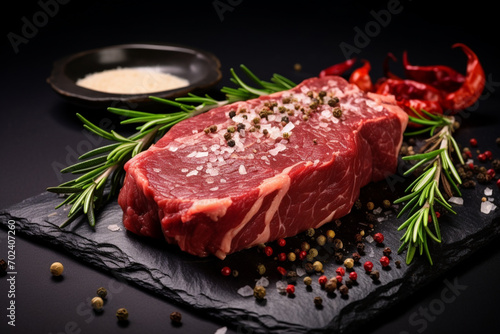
[221, 266, 231, 276]
[487, 169, 496, 178]
[318, 275, 328, 286]
[363, 261, 373, 272]
[264, 246, 273, 257]
[336, 275, 342, 283]
[380, 256, 390, 267]
[470, 138, 478, 147]
[484, 150, 493, 160]
[349, 271, 358, 281]
[286, 284, 295, 294]
[465, 150, 472, 158]
[435, 211, 441, 218]
[278, 238, 286, 247]
[373, 232, 384, 244]
[428, 214, 432, 223]
[299, 250, 307, 260]
[335, 267, 345, 276]
[277, 266, 287, 276]
[497, 179, 500, 189]
[468, 163, 475, 170]
[478, 153, 487, 162]
[278, 252, 286, 261]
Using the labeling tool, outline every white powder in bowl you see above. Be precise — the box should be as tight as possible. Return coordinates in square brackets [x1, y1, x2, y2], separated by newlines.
[76, 67, 189, 94]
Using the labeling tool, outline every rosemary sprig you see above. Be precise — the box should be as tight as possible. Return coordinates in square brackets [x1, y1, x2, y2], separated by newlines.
[48, 65, 296, 228]
[394, 109, 464, 265]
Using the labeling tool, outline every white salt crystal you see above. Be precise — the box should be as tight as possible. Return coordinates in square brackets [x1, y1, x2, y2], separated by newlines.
[220, 178, 226, 183]
[195, 151, 209, 158]
[377, 216, 388, 222]
[282, 121, 295, 133]
[186, 170, 198, 177]
[181, 168, 189, 173]
[255, 276, 269, 287]
[276, 280, 288, 293]
[214, 327, 227, 334]
[187, 151, 197, 158]
[296, 267, 306, 277]
[209, 187, 219, 191]
[365, 235, 374, 243]
[237, 285, 254, 297]
[107, 224, 121, 232]
[168, 145, 178, 152]
[448, 197, 464, 205]
[481, 201, 497, 214]
[484, 187, 493, 196]
[373, 207, 382, 215]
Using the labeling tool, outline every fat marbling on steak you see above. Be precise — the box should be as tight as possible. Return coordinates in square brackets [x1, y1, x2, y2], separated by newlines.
[118, 76, 408, 259]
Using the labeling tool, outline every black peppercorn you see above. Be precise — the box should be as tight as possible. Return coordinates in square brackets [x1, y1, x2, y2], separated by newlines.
[332, 107, 342, 118]
[352, 252, 361, 262]
[395, 260, 401, 268]
[356, 243, 365, 253]
[170, 311, 182, 324]
[339, 285, 349, 296]
[286, 271, 298, 284]
[383, 247, 392, 257]
[304, 262, 315, 275]
[237, 123, 245, 131]
[328, 96, 340, 106]
[370, 270, 380, 281]
[345, 279, 353, 289]
[334, 251, 343, 262]
[224, 132, 232, 141]
[96, 287, 108, 299]
[281, 116, 289, 124]
[314, 296, 323, 306]
[227, 139, 235, 147]
[228, 110, 236, 118]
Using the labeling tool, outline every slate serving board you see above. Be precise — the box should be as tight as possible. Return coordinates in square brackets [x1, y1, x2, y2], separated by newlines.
[1, 158, 499, 334]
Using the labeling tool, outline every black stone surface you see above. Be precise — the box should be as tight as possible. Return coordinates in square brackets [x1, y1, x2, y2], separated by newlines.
[1, 165, 499, 333]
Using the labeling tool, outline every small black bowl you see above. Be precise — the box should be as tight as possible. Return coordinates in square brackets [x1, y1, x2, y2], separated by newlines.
[47, 43, 222, 110]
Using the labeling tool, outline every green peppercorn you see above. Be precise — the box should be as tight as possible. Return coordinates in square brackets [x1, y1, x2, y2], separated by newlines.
[303, 276, 313, 286]
[96, 287, 107, 299]
[256, 263, 266, 275]
[283, 132, 290, 140]
[332, 107, 342, 118]
[227, 126, 236, 133]
[116, 308, 128, 321]
[306, 228, 315, 237]
[313, 261, 323, 272]
[316, 235, 326, 246]
[278, 106, 287, 113]
[252, 117, 260, 124]
[253, 286, 266, 300]
[308, 248, 319, 258]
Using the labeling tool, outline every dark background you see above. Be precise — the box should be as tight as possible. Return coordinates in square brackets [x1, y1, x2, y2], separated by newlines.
[1, 1, 499, 333]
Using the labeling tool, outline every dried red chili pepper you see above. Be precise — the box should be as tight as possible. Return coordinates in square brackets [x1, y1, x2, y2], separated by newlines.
[349, 59, 373, 92]
[383, 52, 401, 80]
[442, 43, 485, 113]
[403, 51, 465, 92]
[319, 58, 357, 77]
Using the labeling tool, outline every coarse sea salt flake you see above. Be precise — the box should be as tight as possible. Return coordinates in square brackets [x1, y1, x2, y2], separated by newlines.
[296, 267, 306, 277]
[214, 327, 227, 334]
[282, 122, 295, 133]
[448, 197, 464, 205]
[168, 145, 178, 152]
[186, 170, 198, 177]
[107, 224, 122, 232]
[237, 285, 254, 297]
[181, 168, 189, 173]
[481, 201, 497, 214]
[187, 151, 197, 158]
[484, 187, 493, 196]
[255, 276, 269, 287]
[195, 151, 209, 158]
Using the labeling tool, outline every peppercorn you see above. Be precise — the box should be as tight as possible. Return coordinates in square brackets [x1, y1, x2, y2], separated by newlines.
[301, 241, 311, 251]
[331, 106, 343, 118]
[316, 235, 326, 246]
[333, 239, 343, 250]
[349, 271, 358, 281]
[318, 275, 328, 286]
[383, 247, 392, 257]
[334, 251, 343, 263]
[336, 267, 345, 277]
[303, 276, 313, 286]
[357, 243, 365, 253]
[469, 138, 478, 147]
[318, 91, 327, 98]
[209, 125, 217, 133]
[380, 256, 390, 267]
[116, 308, 129, 321]
[236, 123, 245, 131]
[363, 261, 374, 272]
[492, 159, 500, 171]
[283, 132, 290, 140]
[314, 296, 323, 307]
[221, 266, 231, 276]
[313, 261, 323, 272]
[307, 91, 314, 98]
[278, 252, 287, 261]
[224, 132, 232, 141]
[354, 199, 362, 210]
[91, 297, 104, 311]
[326, 230, 335, 239]
[299, 250, 307, 260]
[308, 248, 319, 258]
[309, 98, 319, 109]
[339, 285, 349, 296]
[286, 271, 298, 284]
[328, 97, 340, 107]
[227, 126, 236, 133]
[253, 286, 266, 300]
[204, 127, 210, 134]
[232, 270, 239, 278]
[257, 264, 266, 275]
[227, 139, 235, 147]
[50, 262, 64, 276]
[352, 252, 361, 262]
[304, 262, 315, 274]
[366, 202, 375, 211]
[0, 259, 6, 272]
[344, 258, 354, 269]
[170, 311, 182, 324]
[264, 246, 273, 257]
[395, 260, 401, 268]
[345, 279, 353, 289]
[287, 252, 296, 262]
[325, 281, 337, 293]
[382, 199, 391, 209]
[373, 233, 384, 244]
[228, 110, 236, 118]
[286, 284, 295, 295]
[369, 270, 380, 281]
[96, 287, 107, 299]
[277, 266, 287, 276]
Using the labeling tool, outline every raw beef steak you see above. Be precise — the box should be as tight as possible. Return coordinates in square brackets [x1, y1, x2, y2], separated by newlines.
[118, 76, 408, 259]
